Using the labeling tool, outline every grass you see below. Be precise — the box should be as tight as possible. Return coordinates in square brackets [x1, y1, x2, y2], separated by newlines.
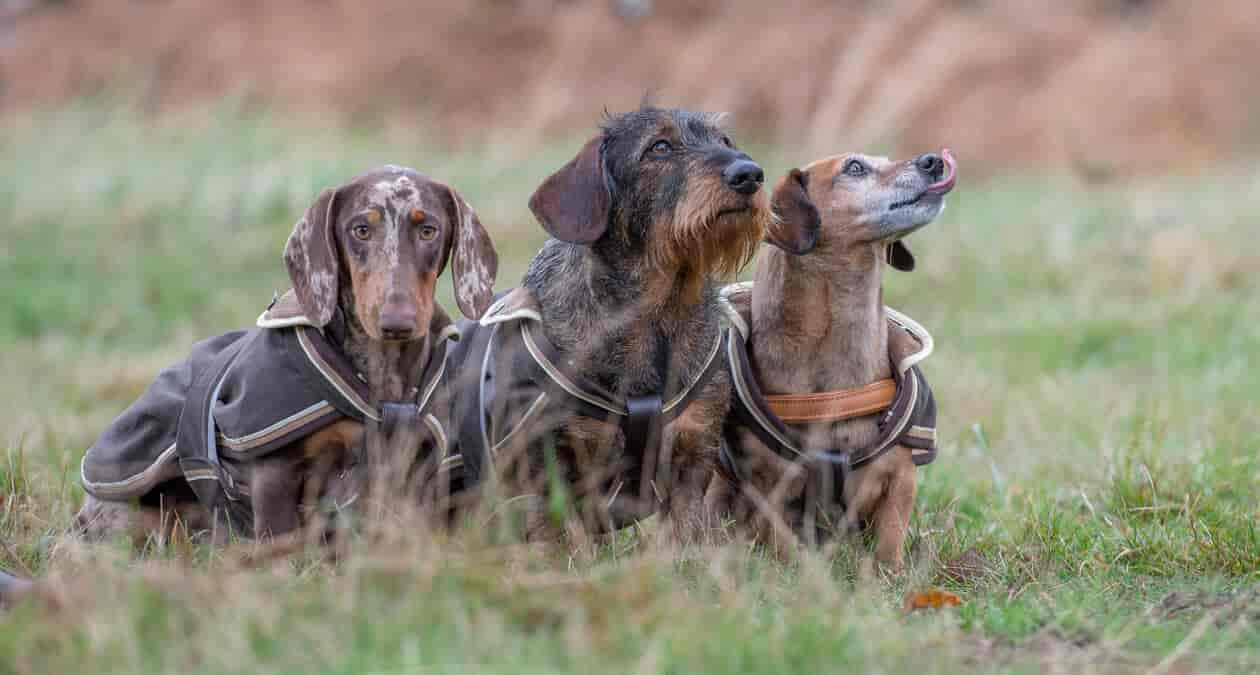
[2, 103, 1259, 674]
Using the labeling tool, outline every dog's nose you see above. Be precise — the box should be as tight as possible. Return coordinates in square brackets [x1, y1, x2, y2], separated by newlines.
[915, 153, 944, 181]
[723, 160, 765, 195]
[378, 307, 417, 341]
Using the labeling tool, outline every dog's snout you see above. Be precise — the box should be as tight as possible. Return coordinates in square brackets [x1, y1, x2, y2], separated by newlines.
[723, 160, 765, 195]
[378, 305, 418, 341]
[915, 153, 944, 181]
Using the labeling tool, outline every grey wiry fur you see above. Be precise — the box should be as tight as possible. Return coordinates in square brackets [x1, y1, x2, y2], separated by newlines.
[514, 106, 769, 536]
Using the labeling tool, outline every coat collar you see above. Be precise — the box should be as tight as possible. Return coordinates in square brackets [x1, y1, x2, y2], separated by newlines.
[257, 289, 458, 422]
[719, 282, 936, 468]
[477, 287, 722, 417]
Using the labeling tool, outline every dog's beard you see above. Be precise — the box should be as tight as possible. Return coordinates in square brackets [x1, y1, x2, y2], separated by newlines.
[648, 183, 768, 302]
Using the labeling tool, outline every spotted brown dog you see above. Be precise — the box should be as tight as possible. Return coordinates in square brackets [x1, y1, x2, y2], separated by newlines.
[448, 107, 769, 539]
[74, 166, 498, 545]
[708, 150, 956, 569]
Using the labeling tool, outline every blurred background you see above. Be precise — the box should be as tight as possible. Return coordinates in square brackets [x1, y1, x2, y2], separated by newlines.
[3, 0, 1259, 171]
[0, 0, 1257, 506]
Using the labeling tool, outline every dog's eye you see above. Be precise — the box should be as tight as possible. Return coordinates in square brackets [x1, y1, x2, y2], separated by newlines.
[418, 224, 439, 241]
[649, 140, 672, 156]
[351, 223, 372, 241]
[843, 159, 868, 177]
[720, 135, 734, 149]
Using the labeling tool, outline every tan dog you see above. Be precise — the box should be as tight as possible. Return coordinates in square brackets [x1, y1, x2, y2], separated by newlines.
[708, 150, 955, 569]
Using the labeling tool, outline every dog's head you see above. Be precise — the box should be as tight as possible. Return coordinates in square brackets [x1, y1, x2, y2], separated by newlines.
[284, 166, 498, 340]
[767, 150, 956, 271]
[529, 107, 768, 288]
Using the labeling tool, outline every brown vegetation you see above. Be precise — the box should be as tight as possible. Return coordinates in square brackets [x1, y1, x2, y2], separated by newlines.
[2, 0, 1258, 170]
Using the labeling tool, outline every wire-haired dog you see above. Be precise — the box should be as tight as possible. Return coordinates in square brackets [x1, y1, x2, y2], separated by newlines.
[449, 107, 768, 539]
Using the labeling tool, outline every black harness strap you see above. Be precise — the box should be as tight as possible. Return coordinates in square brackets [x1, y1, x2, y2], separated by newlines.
[373, 403, 424, 459]
[623, 394, 663, 471]
[624, 332, 670, 469]
[377, 337, 451, 437]
[716, 437, 746, 485]
[465, 312, 724, 495]
[357, 336, 453, 497]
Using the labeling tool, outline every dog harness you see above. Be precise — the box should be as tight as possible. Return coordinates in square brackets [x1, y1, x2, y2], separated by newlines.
[444, 287, 724, 522]
[716, 282, 938, 495]
[79, 290, 457, 536]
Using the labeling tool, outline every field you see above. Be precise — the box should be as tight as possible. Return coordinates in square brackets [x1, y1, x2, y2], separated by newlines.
[1, 105, 1259, 674]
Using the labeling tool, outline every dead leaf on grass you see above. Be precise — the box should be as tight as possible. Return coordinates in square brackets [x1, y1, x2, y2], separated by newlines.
[903, 588, 963, 614]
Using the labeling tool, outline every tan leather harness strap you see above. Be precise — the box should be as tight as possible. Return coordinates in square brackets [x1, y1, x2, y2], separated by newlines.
[763, 378, 897, 423]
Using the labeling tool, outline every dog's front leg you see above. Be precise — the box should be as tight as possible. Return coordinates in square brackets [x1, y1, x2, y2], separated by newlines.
[506, 416, 619, 541]
[870, 449, 917, 571]
[660, 390, 729, 545]
[843, 448, 917, 571]
[250, 452, 304, 540]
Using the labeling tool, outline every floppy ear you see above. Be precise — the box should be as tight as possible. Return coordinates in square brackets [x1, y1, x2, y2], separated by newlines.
[528, 137, 610, 244]
[886, 241, 916, 272]
[438, 184, 499, 319]
[766, 168, 820, 255]
[284, 186, 341, 327]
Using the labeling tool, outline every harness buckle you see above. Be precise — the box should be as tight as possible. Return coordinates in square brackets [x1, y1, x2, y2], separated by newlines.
[370, 401, 424, 468]
[624, 393, 664, 460]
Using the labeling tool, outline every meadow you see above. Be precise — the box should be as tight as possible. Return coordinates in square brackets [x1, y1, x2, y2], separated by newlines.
[1, 104, 1258, 674]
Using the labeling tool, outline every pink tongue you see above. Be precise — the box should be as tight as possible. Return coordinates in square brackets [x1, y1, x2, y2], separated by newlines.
[927, 148, 956, 194]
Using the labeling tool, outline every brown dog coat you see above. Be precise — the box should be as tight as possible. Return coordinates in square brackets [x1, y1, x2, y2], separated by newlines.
[79, 289, 458, 536]
[716, 282, 938, 494]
